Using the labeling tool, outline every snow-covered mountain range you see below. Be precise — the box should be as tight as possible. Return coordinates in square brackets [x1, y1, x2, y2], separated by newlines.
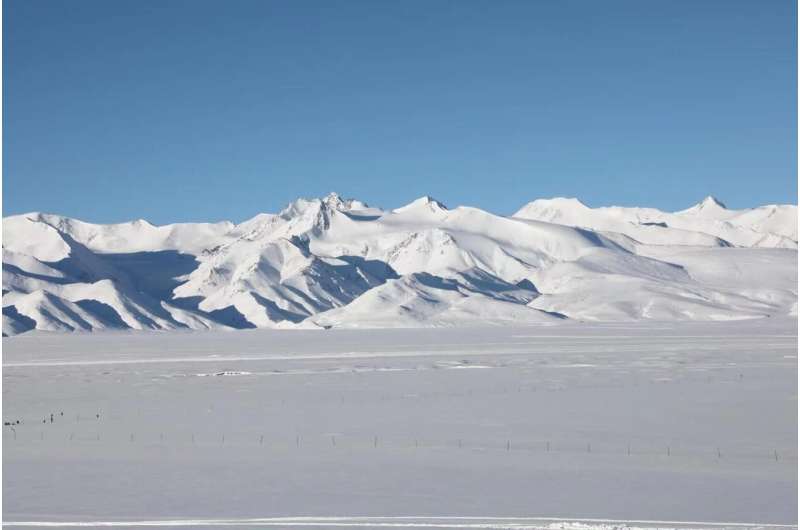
[3, 193, 797, 335]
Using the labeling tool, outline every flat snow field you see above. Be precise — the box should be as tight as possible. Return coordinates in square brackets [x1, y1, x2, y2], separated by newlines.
[2, 320, 797, 529]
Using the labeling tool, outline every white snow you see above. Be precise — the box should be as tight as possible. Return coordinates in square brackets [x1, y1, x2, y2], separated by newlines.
[2, 194, 797, 335]
[514, 196, 798, 248]
[2, 321, 797, 526]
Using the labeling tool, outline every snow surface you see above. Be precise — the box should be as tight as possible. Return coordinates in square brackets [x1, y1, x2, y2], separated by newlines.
[2, 321, 797, 527]
[2, 194, 797, 335]
[514, 196, 797, 249]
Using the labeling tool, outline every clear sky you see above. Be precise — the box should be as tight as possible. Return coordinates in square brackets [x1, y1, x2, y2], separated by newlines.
[3, 0, 797, 224]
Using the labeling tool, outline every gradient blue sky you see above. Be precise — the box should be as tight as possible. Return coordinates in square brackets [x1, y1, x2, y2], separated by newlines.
[4, 0, 797, 224]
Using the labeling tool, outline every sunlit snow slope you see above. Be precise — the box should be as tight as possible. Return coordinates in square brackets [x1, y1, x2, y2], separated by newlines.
[3, 194, 797, 335]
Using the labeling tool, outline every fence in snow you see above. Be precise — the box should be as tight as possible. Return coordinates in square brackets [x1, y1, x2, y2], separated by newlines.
[4, 427, 795, 464]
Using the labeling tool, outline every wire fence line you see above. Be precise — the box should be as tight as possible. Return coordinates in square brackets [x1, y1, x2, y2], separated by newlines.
[3, 371, 791, 468]
[4, 428, 796, 464]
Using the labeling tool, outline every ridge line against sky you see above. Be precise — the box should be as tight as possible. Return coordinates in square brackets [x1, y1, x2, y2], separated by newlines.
[3, 193, 797, 228]
[3, 0, 797, 225]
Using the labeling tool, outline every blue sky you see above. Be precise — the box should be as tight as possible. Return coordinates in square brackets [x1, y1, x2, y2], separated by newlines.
[3, 0, 797, 224]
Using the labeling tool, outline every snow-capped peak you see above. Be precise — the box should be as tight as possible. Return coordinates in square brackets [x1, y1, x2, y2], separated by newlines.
[279, 193, 370, 219]
[680, 196, 728, 215]
[512, 197, 590, 225]
[394, 196, 448, 214]
[321, 192, 369, 211]
[532, 197, 588, 207]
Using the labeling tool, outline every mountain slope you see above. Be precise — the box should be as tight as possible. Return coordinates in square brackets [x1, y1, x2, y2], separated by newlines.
[514, 196, 798, 249]
[3, 194, 796, 335]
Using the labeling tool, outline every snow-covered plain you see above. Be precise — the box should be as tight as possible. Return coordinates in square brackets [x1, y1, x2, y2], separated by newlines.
[3, 320, 797, 528]
[3, 194, 797, 334]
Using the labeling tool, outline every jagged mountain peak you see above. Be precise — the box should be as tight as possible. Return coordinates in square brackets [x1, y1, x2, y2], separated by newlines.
[279, 192, 370, 219]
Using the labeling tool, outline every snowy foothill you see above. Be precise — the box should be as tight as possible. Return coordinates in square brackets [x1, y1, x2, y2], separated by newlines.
[1, 193, 797, 334]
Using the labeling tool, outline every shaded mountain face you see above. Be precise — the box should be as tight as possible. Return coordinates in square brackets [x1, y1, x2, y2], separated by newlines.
[3, 193, 797, 335]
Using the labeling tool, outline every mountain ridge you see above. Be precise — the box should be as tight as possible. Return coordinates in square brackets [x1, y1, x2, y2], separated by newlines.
[3, 194, 797, 335]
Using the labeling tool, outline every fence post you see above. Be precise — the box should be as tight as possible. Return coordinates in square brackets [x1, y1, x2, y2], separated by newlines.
[506, 440, 510, 451]
[374, 435, 378, 448]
